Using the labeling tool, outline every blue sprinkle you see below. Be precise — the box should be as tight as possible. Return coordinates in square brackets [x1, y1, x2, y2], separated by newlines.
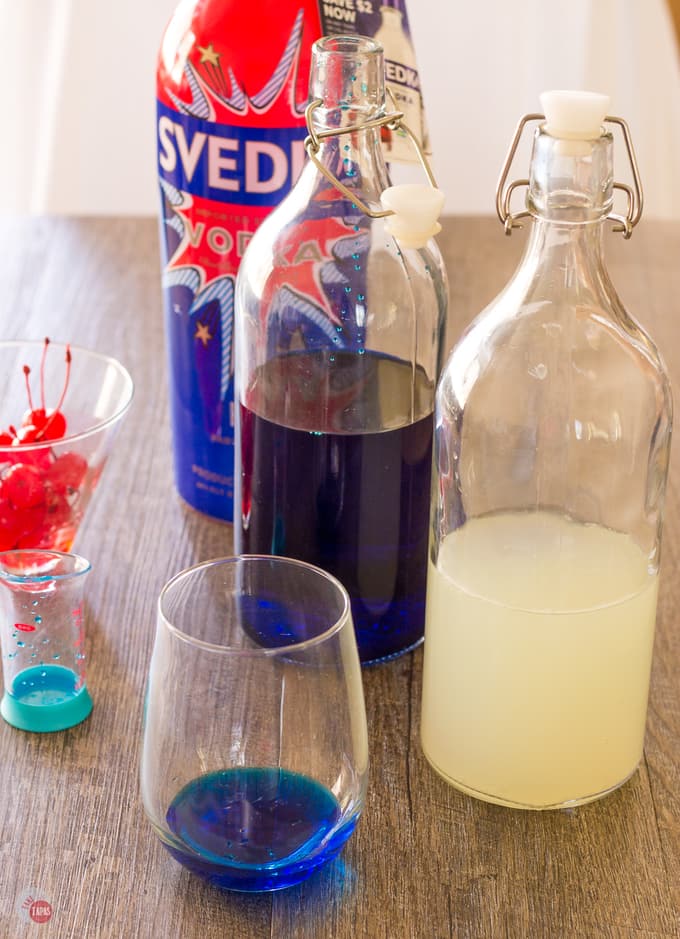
[358, 293, 365, 301]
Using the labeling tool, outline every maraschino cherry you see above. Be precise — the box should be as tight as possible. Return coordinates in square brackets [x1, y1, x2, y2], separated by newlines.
[0, 339, 87, 551]
[17, 338, 70, 443]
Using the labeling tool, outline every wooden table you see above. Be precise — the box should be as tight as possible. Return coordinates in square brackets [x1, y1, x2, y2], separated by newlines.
[0, 216, 678, 938]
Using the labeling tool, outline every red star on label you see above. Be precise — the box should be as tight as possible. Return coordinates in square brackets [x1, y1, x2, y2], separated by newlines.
[166, 193, 264, 293]
[261, 186, 358, 320]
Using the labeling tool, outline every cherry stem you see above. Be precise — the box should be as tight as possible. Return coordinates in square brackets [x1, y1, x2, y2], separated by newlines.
[8, 425, 18, 440]
[37, 345, 71, 440]
[23, 365, 35, 413]
[40, 337, 49, 412]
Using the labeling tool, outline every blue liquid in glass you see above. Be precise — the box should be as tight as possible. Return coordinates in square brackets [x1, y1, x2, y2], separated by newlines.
[238, 351, 433, 664]
[165, 767, 357, 892]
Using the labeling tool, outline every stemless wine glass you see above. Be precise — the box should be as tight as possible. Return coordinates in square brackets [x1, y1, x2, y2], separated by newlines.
[140, 555, 369, 893]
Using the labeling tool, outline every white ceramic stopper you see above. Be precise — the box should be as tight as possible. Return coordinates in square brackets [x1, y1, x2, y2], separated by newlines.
[540, 90, 610, 140]
[380, 184, 445, 248]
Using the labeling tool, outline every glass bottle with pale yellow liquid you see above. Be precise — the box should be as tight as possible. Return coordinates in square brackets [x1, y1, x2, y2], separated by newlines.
[421, 91, 672, 809]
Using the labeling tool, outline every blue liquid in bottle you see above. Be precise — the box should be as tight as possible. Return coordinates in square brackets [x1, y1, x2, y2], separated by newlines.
[237, 350, 433, 664]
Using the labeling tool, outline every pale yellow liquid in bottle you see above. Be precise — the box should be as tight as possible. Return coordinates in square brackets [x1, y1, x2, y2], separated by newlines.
[421, 511, 658, 808]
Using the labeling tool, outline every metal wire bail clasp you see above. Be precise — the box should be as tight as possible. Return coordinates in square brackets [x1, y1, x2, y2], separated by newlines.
[496, 112, 644, 239]
[304, 95, 439, 219]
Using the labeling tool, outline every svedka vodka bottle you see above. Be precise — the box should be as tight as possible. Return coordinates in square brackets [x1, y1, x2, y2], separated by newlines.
[156, 1, 320, 520]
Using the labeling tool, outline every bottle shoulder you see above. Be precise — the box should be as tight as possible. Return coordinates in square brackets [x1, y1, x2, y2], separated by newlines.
[440, 293, 671, 415]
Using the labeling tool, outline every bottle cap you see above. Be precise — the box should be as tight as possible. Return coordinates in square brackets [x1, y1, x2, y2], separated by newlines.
[540, 90, 610, 140]
[380, 184, 445, 248]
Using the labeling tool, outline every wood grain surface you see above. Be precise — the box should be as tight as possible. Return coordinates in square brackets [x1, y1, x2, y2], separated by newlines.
[0, 216, 678, 939]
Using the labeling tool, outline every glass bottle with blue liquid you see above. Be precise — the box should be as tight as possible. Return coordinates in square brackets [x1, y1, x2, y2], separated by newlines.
[234, 34, 447, 664]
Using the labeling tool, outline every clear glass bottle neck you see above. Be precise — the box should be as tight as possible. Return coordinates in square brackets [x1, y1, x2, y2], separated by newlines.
[517, 129, 616, 290]
[527, 129, 614, 225]
[518, 218, 609, 308]
[306, 35, 391, 200]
